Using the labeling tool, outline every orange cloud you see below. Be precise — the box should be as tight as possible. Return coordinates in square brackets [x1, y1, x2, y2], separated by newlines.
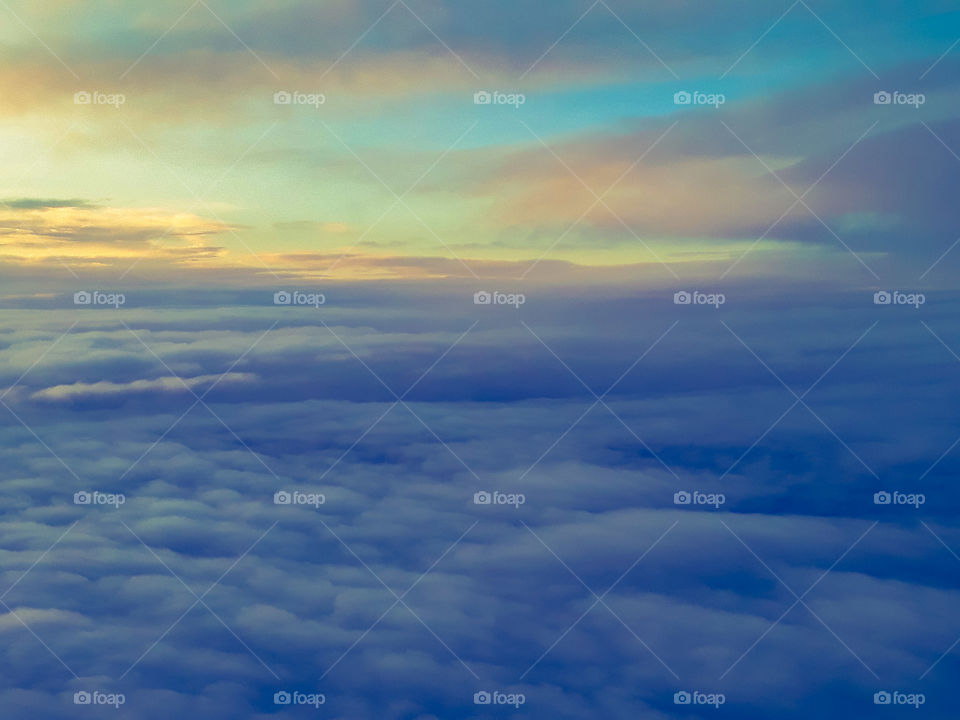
[477, 138, 805, 240]
[0, 202, 231, 265]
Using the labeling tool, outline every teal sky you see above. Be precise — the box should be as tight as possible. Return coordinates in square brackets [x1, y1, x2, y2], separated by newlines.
[0, 0, 957, 283]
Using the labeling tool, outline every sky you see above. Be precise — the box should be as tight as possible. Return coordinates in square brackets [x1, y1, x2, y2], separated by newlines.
[1, 1, 960, 718]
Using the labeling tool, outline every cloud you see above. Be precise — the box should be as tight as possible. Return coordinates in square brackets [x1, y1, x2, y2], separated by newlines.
[0, 608, 91, 632]
[0, 289, 957, 718]
[0, 1, 959, 716]
[30, 373, 256, 401]
[0, 202, 232, 267]
[2, 199, 99, 210]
